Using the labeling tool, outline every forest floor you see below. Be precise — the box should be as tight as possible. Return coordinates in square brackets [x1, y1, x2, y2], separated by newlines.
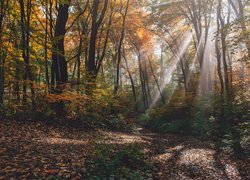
[0, 118, 249, 179]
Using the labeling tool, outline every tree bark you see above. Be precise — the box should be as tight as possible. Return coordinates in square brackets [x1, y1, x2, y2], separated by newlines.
[0, 0, 9, 105]
[229, 0, 250, 57]
[215, 18, 224, 96]
[218, 0, 230, 100]
[122, 48, 137, 104]
[148, 56, 165, 104]
[114, 0, 129, 94]
[138, 52, 149, 109]
[45, 0, 50, 93]
[51, 1, 70, 93]
[86, 0, 108, 95]
[19, 0, 35, 107]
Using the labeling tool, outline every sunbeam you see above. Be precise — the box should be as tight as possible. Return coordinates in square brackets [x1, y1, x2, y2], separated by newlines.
[151, 31, 193, 107]
[186, 31, 205, 87]
[200, 28, 216, 95]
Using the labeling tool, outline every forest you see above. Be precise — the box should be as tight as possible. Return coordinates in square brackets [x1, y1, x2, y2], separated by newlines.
[0, 0, 249, 179]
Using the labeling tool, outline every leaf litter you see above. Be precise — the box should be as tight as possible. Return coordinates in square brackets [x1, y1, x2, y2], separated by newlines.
[0, 119, 249, 179]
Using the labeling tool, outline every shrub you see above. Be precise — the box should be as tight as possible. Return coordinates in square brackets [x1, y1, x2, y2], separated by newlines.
[160, 119, 191, 134]
[84, 144, 152, 179]
[0, 84, 134, 131]
[137, 112, 150, 126]
[191, 115, 217, 138]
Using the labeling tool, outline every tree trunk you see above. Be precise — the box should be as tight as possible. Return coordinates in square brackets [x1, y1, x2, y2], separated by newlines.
[229, 0, 250, 57]
[19, 0, 35, 107]
[0, 0, 9, 105]
[160, 44, 165, 86]
[123, 48, 137, 104]
[144, 59, 152, 105]
[51, 2, 70, 93]
[114, 0, 129, 94]
[138, 52, 149, 109]
[14, 60, 21, 103]
[86, 0, 108, 95]
[45, 0, 50, 93]
[215, 20, 224, 96]
[218, 0, 230, 100]
[77, 36, 83, 92]
[148, 56, 165, 104]
[0, 54, 5, 105]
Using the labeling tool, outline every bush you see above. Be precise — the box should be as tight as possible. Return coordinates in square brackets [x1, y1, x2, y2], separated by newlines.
[84, 144, 152, 179]
[0, 84, 134, 131]
[191, 113, 218, 138]
[240, 122, 250, 157]
[142, 92, 249, 157]
[137, 112, 150, 126]
[161, 119, 191, 134]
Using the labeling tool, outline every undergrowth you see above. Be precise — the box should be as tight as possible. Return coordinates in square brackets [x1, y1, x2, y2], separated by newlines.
[138, 94, 250, 158]
[84, 143, 152, 179]
[0, 87, 135, 132]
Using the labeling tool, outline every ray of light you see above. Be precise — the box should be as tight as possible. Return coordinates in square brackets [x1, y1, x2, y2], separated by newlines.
[185, 31, 205, 87]
[150, 31, 193, 107]
[200, 28, 216, 95]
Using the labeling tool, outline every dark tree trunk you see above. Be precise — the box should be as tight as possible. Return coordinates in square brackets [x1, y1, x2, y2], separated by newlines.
[0, 0, 9, 105]
[138, 53, 149, 109]
[45, 0, 50, 93]
[114, 0, 129, 94]
[77, 36, 83, 92]
[144, 59, 152, 105]
[123, 48, 137, 104]
[86, 0, 108, 95]
[71, 59, 77, 84]
[215, 21, 224, 96]
[180, 58, 188, 95]
[148, 56, 165, 104]
[218, 0, 230, 100]
[14, 60, 21, 103]
[51, 2, 70, 93]
[19, 0, 35, 107]
[229, 0, 250, 57]
[0, 53, 5, 105]
[160, 44, 164, 86]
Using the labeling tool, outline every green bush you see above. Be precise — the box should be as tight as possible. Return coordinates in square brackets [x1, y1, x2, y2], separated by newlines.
[240, 122, 250, 157]
[160, 119, 191, 134]
[137, 112, 150, 126]
[222, 122, 250, 158]
[141, 92, 249, 157]
[191, 113, 218, 138]
[84, 144, 152, 179]
[82, 113, 130, 131]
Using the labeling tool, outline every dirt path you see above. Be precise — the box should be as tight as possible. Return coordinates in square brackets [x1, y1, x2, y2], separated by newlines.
[0, 119, 249, 179]
[103, 126, 249, 179]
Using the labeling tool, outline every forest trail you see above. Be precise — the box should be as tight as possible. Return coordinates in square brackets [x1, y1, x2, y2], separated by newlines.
[0, 119, 249, 179]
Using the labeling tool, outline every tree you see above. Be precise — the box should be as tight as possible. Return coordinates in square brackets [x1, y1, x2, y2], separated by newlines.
[228, 0, 250, 57]
[86, 0, 108, 94]
[0, 0, 9, 104]
[217, 0, 230, 100]
[114, 0, 130, 94]
[51, 1, 71, 93]
[19, 0, 36, 106]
